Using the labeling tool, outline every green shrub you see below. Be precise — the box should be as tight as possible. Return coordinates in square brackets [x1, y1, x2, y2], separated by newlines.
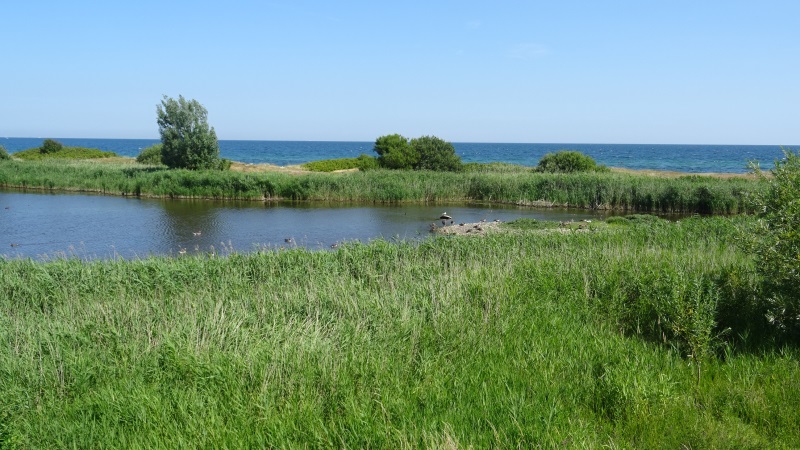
[536, 150, 605, 173]
[374, 134, 462, 171]
[374, 134, 418, 170]
[304, 156, 371, 172]
[411, 135, 462, 172]
[356, 154, 379, 171]
[745, 148, 800, 339]
[13, 145, 118, 160]
[136, 144, 164, 165]
[0, 145, 9, 160]
[40, 139, 64, 154]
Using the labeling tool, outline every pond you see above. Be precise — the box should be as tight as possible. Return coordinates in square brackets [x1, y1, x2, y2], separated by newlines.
[1, 189, 613, 260]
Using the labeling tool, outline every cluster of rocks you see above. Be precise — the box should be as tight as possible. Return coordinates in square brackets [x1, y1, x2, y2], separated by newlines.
[429, 212, 502, 236]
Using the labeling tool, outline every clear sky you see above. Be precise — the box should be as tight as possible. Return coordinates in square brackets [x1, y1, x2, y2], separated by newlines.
[2, 1, 798, 144]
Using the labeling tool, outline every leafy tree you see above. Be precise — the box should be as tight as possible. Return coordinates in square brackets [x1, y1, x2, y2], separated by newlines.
[40, 139, 64, 154]
[411, 135, 462, 171]
[374, 134, 418, 169]
[745, 148, 800, 339]
[157, 95, 222, 170]
[536, 150, 605, 173]
[373, 134, 462, 171]
[0, 145, 9, 160]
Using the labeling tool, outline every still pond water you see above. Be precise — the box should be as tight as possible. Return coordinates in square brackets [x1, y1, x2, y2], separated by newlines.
[1, 189, 612, 260]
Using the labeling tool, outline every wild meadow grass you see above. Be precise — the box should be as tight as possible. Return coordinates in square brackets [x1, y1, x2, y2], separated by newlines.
[1, 217, 797, 448]
[0, 159, 762, 213]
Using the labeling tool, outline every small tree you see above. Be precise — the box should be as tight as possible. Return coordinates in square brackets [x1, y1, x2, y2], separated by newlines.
[411, 135, 462, 172]
[373, 134, 461, 171]
[157, 95, 221, 170]
[374, 134, 418, 169]
[746, 148, 800, 339]
[40, 139, 64, 154]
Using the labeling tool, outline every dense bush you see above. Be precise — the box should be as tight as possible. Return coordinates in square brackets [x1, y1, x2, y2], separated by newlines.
[745, 148, 800, 339]
[536, 150, 606, 173]
[13, 144, 117, 160]
[0, 145, 9, 160]
[303, 154, 379, 172]
[40, 139, 64, 154]
[411, 135, 462, 172]
[374, 134, 418, 169]
[136, 144, 164, 165]
[373, 134, 462, 171]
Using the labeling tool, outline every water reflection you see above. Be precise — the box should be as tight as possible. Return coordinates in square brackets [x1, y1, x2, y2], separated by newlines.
[1, 189, 612, 260]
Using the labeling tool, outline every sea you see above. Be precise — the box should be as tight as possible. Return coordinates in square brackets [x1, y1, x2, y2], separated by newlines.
[2, 137, 794, 173]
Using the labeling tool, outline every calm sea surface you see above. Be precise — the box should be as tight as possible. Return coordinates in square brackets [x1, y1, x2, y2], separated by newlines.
[2, 137, 793, 173]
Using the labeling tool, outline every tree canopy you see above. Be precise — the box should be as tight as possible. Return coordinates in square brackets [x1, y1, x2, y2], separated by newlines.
[157, 95, 222, 170]
[373, 134, 461, 171]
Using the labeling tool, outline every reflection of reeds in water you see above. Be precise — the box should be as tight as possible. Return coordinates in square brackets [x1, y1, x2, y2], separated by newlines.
[0, 159, 763, 213]
[0, 216, 796, 447]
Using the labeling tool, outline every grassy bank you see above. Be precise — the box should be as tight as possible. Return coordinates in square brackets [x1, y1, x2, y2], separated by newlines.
[1, 217, 797, 448]
[0, 159, 762, 213]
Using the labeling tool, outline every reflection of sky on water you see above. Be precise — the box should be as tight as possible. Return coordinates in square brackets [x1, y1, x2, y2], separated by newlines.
[2, 189, 611, 260]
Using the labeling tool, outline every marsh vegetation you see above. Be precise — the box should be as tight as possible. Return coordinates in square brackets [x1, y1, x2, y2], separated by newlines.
[1, 216, 798, 448]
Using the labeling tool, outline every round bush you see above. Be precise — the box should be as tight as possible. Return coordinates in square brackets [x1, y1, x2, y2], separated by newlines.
[536, 150, 601, 173]
[40, 139, 64, 154]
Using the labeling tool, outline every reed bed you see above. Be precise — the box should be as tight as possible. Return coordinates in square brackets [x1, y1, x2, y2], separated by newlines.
[0, 159, 762, 213]
[1, 217, 797, 448]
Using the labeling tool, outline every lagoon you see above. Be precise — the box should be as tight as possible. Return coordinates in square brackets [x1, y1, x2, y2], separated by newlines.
[1, 189, 609, 260]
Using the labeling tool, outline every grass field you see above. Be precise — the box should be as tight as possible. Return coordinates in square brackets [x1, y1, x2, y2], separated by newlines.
[0, 159, 762, 213]
[1, 217, 797, 448]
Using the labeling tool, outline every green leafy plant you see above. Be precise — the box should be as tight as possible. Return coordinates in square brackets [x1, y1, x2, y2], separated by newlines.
[536, 150, 606, 173]
[40, 139, 64, 154]
[136, 144, 164, 165]
[745, 148, 800, 339]
[411, 135, 462, 172]
[157, 95, 222, 170]
[0, 145, 9, 160]
[13, 145, 117, 160]
[373, 134, 462, 171]
[374, 134, 417, 169]
[303, 154, 378, 172]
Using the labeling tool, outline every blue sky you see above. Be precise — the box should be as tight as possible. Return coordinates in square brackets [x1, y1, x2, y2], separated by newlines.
[2, 1, 798, 144]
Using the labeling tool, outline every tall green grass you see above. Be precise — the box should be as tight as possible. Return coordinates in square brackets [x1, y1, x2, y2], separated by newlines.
[0, 159, 762, 213]
[1, 218, 797, 448]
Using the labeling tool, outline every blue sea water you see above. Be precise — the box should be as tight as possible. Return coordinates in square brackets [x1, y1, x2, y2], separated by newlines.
[2, 137, 793, 173]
